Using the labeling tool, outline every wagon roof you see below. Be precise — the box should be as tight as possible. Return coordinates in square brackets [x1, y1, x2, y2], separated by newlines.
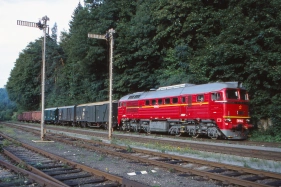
[45, 107, 58, 110]
[119, 82, 244, 101]
[76, 100, 118, 107]
[57, 105, 76, 109]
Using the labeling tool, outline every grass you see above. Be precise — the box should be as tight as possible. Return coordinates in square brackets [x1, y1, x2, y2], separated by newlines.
[249, 130, 281, 143]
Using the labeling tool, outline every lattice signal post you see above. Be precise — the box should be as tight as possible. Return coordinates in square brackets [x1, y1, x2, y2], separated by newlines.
[17, 16, 49, 141]
[88, 28, 115, 139]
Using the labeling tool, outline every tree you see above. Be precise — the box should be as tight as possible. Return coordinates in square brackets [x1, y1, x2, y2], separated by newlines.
[51, 22, 58, 42]
[0, 88, 17, 121]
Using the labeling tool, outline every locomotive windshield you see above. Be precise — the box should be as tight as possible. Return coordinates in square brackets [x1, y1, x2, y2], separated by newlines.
[226, 89, 238, 99]
[240, 90, 249, 100]
[226, 89, 249, 100]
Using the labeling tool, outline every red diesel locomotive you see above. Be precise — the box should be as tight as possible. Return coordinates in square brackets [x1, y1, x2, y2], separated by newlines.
[118, 82, 253, 140]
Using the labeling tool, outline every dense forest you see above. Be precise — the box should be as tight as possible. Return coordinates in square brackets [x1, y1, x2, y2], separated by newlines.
[0, 88, 16, 121]
[5, 0, 281, 137]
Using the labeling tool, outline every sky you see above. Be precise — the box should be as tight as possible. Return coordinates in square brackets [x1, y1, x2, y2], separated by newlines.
[0, 0, 82, 88]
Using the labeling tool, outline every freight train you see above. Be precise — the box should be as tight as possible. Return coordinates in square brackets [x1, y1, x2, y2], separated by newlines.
[17, 81, 253, 140]
[18, 101, 118, 129]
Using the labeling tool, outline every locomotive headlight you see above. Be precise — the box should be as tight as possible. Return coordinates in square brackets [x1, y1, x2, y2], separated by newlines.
[246, 119, 250, 123]
[225, 118, 231, 122]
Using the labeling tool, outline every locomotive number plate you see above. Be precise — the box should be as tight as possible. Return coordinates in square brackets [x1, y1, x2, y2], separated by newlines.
[237, 119, 243, 123]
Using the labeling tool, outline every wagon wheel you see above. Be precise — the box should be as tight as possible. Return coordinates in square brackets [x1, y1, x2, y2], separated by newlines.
[81, 122, 86, 128]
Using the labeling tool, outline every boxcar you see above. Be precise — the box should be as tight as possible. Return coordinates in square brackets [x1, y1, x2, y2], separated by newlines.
[58, 105, 76, 126]
[31, 111, 41, 123]
[76, 100, 118, 129]
[44, 107, 58, 124]
[22, 111, 32, 122]
[17, 113, 23, 121]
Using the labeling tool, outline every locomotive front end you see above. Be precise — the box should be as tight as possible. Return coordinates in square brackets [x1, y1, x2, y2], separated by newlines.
[221, 87, 253, 140]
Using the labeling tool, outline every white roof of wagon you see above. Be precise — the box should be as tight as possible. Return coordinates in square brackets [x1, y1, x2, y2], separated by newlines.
[119, 82, 243, 101]
[45, 107, 58, 110]
[77, 100, 118, 107]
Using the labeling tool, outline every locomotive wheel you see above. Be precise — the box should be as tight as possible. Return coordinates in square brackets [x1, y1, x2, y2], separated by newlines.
[210, 136, 218, 140]
[207, 127, 219, 140]
[190, 128, 200, 138]
[121, 124, 127, 131]
[175, 132, 182, 137]
[192, 133, 200, 138]
[133, 126, 140, 133]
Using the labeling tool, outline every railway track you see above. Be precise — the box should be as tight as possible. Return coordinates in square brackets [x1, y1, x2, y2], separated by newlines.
[0, 154, 47, 187]
[0, 133, 148, 187]
[3, 122, 281, 162]
[2, 124, 281, 187]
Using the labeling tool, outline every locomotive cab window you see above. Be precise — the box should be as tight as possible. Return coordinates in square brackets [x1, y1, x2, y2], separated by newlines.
[197, 95, 204, 102]
[226, 89, 238, 99]
[172, 97, 178, 104]
[181, 97, 186, 103]
[152, 99, 157, 105]
[158, 99, 163, 105]
[145, 100, 150, 105]
[165, 98, 170, 104]
[211, 92, 222, 101]
[240, 90, 249, 100]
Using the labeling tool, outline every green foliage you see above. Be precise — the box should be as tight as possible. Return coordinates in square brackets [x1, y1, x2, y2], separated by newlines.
[0, 88, 17, 121]
[4, 0, 281, 137]
[250, 129, 281, 142]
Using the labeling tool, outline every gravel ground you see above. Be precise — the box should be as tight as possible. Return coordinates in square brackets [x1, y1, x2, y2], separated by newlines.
[56, 128, 281, 174]
[2, 127, 221, 187]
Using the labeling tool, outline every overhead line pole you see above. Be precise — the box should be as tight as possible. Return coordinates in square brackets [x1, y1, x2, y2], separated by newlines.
[17, 16, 49, 141]
[88, 28, 115, 139]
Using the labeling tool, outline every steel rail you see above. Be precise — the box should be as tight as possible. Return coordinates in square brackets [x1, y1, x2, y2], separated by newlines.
[0, 132, 148, 187]
[4, 123, 281, 180]
[5, 122, 281, 161]
[51, 125, 281, 161]
[0, 159, 64, 187]
[2, 149, 69, 187]
[45, 133, 279, 187]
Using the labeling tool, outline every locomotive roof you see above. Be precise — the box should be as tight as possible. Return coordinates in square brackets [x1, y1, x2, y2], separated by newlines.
[119, 82, 244, 101]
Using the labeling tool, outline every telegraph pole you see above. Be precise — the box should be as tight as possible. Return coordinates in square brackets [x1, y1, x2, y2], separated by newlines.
[17, 16, 49, 141]
[88, 28, 115, 139]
